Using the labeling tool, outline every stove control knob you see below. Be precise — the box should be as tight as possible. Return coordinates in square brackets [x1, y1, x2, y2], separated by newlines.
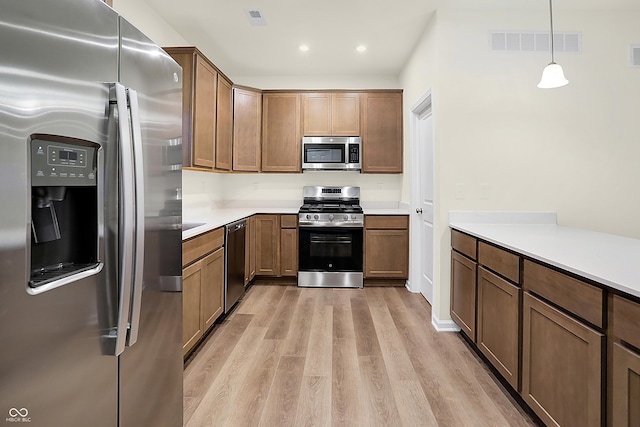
[329, 214, 334, 221]
[306, 214, 311, 220]
[314, 214, 319, 220]
[344, 215, 349, 221]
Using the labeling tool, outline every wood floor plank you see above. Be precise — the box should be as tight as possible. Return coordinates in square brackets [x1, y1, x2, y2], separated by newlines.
[332, 337, 366, 426]
[332, 303, 355, 339]
[303, 305, 333, 377]
[185, 326, 267, 427]
[259, 356, 306, 427]
[391, 379, 439, 427]
[282, 290, 316, 356]
[247, 285, 287, 327]
[351, 296, 383, 357]
[184, 285, 537, 427]
[224, 338, 282, 427]
[294, 376, 331, 427]
[359, 355, 402, 426]
[183, 313, 253, 422]
[264, 287, 302, 339]
[369, 305, 418, 381]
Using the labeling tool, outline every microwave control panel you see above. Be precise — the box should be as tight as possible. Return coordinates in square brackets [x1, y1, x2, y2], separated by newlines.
[348, 144, 359, 163]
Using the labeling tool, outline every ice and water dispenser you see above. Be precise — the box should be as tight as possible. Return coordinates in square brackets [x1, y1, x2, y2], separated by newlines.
[29, 138, 100, 289]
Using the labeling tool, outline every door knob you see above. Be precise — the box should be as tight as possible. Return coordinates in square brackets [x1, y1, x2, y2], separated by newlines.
[416, 208, 423, 214]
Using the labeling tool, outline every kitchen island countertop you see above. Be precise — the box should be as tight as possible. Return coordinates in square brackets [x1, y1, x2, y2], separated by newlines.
[449, 211, 640, 299]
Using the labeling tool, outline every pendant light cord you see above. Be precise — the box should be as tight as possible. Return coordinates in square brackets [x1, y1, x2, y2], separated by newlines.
[549, 0, 555, 63]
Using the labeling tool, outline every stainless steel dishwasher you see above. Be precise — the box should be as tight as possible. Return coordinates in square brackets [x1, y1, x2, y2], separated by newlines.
[224, 218, 246, 313]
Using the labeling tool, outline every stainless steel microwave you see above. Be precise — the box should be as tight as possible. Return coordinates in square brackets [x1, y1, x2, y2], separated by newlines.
[302, 136, 361, 171]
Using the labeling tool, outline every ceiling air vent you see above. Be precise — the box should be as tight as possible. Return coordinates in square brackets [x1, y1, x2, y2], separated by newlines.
[245, 9, 267, 26]
[490, 31, 581, 53]
[631, 45, 640, 67]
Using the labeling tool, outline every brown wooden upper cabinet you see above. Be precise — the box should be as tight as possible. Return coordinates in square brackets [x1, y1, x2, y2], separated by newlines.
[361, 92, 403, 173]
[262, 93, 301, 172]
[215, 75, 233, 171]
[164, 47, 217, 169]
[233, 87, 262, 172]
[302, 92, 360, 136]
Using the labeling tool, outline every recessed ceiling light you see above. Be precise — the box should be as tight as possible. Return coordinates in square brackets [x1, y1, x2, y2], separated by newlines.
[356, 45, 367, 53]
[299, 44, 310, 52]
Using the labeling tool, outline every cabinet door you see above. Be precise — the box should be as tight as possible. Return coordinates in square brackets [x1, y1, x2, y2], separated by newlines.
[331, 93, 360, 135]
[164, 48, 195, 167]
[477, 267, 520, 389]
[193, 55, 217, 168]
[233, 88, 262, 172]
[522, 292, 603, 427]
[249, 216, 256, 280]
[612, 342, 640, 427]
[361, 92, 402, 173]
[215, 76, 233, 171]
[262, 93, 301, 172]
[182, 260, 203, 356]
[450, 251, 477, 341]
[255, 214, 280, 276]
[364, 229, 409, 279]
[302, 93, 331, 136]
[280, 228, 297, 277]
[200, 247, 224, 332]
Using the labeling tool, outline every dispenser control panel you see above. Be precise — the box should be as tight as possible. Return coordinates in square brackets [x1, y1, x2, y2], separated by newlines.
[31, 138, 98, 187]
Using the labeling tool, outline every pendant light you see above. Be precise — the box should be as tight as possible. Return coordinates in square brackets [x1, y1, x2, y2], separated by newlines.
[537, 0, 569, 88]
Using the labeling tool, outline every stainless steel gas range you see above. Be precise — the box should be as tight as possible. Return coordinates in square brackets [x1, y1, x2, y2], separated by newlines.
[298, 186, 364, 288]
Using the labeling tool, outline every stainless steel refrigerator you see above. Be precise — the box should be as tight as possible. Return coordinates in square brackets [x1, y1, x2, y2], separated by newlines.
[0, 1, 183, 426]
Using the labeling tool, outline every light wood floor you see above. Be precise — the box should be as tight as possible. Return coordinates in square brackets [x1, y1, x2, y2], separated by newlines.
[183, 285, 538, 427]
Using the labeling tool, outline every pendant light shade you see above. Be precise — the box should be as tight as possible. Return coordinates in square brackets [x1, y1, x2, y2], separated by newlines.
[538, 0, 568, 88]
[538, 62, 569, 88]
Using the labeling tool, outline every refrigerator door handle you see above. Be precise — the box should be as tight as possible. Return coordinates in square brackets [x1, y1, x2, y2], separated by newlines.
[126, 88, 145, 347]
[113, 82, 135, 356]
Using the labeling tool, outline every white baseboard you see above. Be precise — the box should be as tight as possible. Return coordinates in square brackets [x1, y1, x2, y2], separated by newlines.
[431, 313, 461, 332]
[404, 280, 419, 293]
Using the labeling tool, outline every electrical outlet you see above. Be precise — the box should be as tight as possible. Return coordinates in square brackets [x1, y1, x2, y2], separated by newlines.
[455, 183, 465, 200]
[377, 183, 383, 191]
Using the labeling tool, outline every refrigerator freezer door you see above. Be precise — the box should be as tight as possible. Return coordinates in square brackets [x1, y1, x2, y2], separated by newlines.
[0, 1, 120, 426]
[117, 17, 183, 427]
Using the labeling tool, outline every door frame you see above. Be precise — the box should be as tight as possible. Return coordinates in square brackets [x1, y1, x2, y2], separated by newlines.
[409, 89, 434, 304]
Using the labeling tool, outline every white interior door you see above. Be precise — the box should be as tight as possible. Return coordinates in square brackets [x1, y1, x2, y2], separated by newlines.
[410, 92, 434, 304]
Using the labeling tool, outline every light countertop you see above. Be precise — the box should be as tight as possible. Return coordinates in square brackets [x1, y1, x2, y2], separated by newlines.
[182, 206, 410, 240]
[449, 212, 640, 299]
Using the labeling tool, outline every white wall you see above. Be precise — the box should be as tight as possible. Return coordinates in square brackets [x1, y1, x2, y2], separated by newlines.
[401, 7, 640, 321]
[233, 75, 400, 90]
[112, 0, 189, 46]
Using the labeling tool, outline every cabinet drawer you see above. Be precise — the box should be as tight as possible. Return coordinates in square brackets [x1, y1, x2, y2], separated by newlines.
[182, 227, 224, 267]
[478, 242, 519, 283]
[280, 214, 298, 229]
[523, 260, 603, 328]
[612, 295, 640, 349]
[365, 215, 408, 229]
[451, 229, 477, 260]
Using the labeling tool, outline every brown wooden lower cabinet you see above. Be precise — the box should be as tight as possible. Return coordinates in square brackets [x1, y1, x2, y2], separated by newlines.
[612, 342, 640, 427]
[244, 216, 257, 286]
[364, 215, 409, 280]
[477, 267, 520, 389]
[521, 292, 603, 427]
[182, 260, 203, 356]
[255, 214, 280, 276]
[280, 215, 298, 277]
[450, 250, 477, 341]
[182, 227, 225, 358]
[200, 247, 224, 331]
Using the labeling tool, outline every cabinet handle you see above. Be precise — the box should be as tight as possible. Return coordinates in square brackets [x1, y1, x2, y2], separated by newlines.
[416, 208, 423, 214]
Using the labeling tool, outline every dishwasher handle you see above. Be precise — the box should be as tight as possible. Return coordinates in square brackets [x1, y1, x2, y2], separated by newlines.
[226, 219, 247, 235]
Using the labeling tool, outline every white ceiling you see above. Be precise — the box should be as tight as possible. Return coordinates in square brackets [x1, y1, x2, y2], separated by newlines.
[144, 0, 640, 79]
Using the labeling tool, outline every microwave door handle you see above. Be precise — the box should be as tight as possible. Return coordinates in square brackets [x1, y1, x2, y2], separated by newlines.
[112, 83, 135, 356]
[125, 88, 145, 347]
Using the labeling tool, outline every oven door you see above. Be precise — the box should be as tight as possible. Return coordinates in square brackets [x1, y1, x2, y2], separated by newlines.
[298, 226, 363, 288]
[298, 226, 363, 272]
